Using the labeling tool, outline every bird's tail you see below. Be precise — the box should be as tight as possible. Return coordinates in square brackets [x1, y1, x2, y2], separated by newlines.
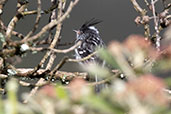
[94, 75, 106, 93]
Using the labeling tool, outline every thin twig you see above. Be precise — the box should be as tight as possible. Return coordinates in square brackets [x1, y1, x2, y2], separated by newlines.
[0, 20, 24, 39]
[23, 0, 78, 104]
[144, 0, 150, 8]
[23, 78, 45, 104]
[30, 0, 64, 76]
[0, 0, 8, 15]
[32, 0, 65, 100]
[5, 1, 28, 43]
[67, 51, 97, 62]
[49, 56, 68, 81]
[21, 2, 58, 16]
[45, 0, 58, 71]
[7, 0, 79, 48]
[131, 0, 151, 39]
[0, 74, 8, 79]
[13, 68, 87, 79]
[46, 52, 56, 70]
[151, 0, 161, 50]
[17, 0, 79, 45]
[23, 0, 42, 40]
[30, 40, 82, 54]
[131, 0, 144, 14]
[87, 72, 120, 86]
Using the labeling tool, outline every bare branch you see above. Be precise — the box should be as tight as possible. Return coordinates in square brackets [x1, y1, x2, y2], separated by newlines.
[21, 2, 58, 16]
[5, 1, 28, 43]
[0, 0, 8, 15]
[87, 72, 120, 86]
[20, 0, 79, 44]
[0, 18, 25, 39]
[131, 0, 144, 14]
[151, 0, 161, 50]
[67, 51, 97, 62]
[131, 0, 151, 39]
[30, 40, 82, 54]
[23, 0, 42, 40]
[23, 0, 79, 104]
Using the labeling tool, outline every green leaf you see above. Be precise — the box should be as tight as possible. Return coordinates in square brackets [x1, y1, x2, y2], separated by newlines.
[0, 32, 5, 43]
[152, 59, 171, 73]
[6, 79, 18, 114]
[0, 99, 4, 114]
[154, 106, 171, 114]
[55, 85, 68, 99]
[84, 63, 111, 78]
[164, 77, 171, 87]
[82, 94, 124, 114]
[97, 48, 120, 69]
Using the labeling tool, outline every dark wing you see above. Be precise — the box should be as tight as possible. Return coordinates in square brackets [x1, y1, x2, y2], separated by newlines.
[75, 34, 104, 64]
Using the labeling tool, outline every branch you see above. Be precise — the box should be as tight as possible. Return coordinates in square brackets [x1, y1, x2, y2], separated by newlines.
[14, 0, 79, 46]
[29, 0, 65, 77]
[5, 1, 28, 43]
[67, 51, 97, 62]
[151, 0, 161, 50]
[0, 0, 8, 15]
[0, 20, 24, 39]
[45, 0, 58, 71]
[131, 0, 151, 39]
[30, 40, 82, 54]
[23, 0, 79, 104]
[16, 68, 88, 80]
[87, 71, 120, 86]
[21, 2, 58, 16]
[131, 0, 144, 14]
[22, 0, 42, 40]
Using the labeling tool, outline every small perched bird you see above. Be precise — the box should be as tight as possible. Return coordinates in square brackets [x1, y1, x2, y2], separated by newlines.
[74, 19, 105, 92]
[74, 19, 105, 64]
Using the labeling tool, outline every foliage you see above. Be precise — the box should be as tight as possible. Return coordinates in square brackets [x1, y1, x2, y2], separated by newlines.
[1, 33, 171, 114]
[0, 0, 171, 114]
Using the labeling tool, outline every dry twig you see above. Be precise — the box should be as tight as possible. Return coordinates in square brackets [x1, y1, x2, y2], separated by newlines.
[5, 1, 28, 43]
[23, 0, 42, 40]
[23, 0, 79, 104]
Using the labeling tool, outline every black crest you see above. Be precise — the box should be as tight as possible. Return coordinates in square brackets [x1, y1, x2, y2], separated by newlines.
[80, 18, 102, 31]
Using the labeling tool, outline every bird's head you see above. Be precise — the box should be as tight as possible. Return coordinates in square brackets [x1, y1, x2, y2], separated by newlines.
[74, 18, 102, 40]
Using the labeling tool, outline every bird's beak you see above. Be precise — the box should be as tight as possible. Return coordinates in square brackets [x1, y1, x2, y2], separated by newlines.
[73, 30, 80, 34]
[73, 29, 78, 33]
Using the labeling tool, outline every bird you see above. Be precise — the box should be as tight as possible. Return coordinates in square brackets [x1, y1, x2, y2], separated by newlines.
[74, 18, 105, 92]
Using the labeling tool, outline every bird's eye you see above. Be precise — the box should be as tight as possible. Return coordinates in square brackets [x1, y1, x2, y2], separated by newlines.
[78, 31, 82, 35]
